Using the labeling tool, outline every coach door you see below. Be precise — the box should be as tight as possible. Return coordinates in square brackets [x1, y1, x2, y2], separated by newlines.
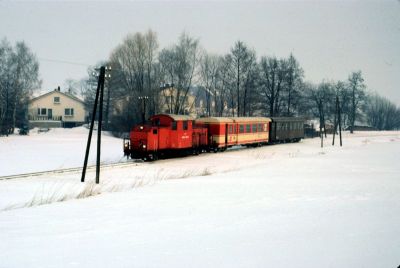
[225, 123, 228, 146]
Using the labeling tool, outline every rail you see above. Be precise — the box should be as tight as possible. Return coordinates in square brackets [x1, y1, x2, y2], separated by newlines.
[0, 161, 143, 181]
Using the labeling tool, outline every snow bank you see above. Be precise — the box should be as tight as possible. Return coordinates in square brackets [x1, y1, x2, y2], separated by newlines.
[0, 131, 399, 267]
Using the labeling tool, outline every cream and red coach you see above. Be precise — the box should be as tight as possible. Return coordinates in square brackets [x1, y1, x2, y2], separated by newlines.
[195, 116, 271, 151]
[124, 114, 207, 160]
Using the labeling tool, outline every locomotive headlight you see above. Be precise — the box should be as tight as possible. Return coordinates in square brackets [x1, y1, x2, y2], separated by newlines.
[140, 126, 144, 130]
[142, 144, 146, 148]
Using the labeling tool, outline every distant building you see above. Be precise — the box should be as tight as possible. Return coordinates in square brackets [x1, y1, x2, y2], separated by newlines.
[28, 87, 87, 128]
[345, 125, 377, 131]
[159, 85, 197, 116]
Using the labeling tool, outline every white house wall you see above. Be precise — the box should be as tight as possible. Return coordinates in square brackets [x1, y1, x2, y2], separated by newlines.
[29, 91, 86, 123]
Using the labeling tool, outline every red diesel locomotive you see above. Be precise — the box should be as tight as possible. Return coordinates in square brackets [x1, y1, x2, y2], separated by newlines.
[123, 113, 304, 161]
[124, 114, 207, 160]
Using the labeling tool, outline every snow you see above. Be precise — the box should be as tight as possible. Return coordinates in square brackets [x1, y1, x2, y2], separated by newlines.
[0, 128, 400, 268]
[0, 127, 125, 176]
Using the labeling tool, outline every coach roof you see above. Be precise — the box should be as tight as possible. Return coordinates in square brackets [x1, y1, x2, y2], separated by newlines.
[230, 117, 271, 123]
[195, 117, 234, 123]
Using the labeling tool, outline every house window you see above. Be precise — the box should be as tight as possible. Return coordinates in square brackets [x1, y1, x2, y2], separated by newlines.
[65, 108, 74, 116]
[38, 108, 47, 115]
[54, 96, 60, 103]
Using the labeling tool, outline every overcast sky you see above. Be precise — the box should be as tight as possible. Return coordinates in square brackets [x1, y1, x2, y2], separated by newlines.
[1, 0, 399, 104]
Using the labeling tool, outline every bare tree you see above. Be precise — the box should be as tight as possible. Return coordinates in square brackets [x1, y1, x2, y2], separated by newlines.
[347, 71, 366, 133]
[365, 93, 400, 130]
[229, 41, 256, 116]
[159, 32, 200, 115]
[307, 81, 335, 136]
[108, 30, 160, 131]
[284, 54, 304, 116]
[259, 56, 285, 116]
[214, 55, 233, 116]
[0, 39, 40, 135]
[199, 51, 220, 116]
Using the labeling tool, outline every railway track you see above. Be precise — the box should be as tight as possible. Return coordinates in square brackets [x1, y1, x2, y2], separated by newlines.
[0, 161, 143, 181]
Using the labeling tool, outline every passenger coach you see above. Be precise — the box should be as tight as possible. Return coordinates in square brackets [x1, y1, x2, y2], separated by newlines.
[195, 116, 271, 151]
[269, 117, 305, 143]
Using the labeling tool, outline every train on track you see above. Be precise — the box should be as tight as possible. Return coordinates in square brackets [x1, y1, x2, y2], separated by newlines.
[123, 114, 305, 161]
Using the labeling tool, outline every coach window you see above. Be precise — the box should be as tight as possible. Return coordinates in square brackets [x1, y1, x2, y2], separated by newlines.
[246, 124, 251, 133]
[183, 120, 188, 130]
[239, 125, 244, 133]
[229, 125, 233, 134]
[172, 121, 177, 130]
[252, 124, 257, 133]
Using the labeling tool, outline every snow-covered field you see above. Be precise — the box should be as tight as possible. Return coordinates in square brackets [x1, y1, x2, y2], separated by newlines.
[0, 129, 399, 268]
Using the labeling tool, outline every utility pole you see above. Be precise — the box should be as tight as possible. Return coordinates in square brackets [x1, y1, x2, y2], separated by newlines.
[138, 96, 149, 124]
[338, 96, 343, 146]
[81, 66, 111, 184]
[332, 96, 338, 146]
[332, 95, 343, 147]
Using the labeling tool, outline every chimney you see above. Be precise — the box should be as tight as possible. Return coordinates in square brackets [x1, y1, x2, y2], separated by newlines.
[58, 86, 60, 91]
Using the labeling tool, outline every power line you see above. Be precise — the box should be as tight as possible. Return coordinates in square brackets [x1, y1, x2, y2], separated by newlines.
[38, 57, 91, 67]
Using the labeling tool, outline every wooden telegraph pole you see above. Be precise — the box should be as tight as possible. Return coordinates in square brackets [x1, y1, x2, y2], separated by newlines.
[332, 95, 343, 147]
[138, 96, 149, 124]
[81, 66, 111, 184]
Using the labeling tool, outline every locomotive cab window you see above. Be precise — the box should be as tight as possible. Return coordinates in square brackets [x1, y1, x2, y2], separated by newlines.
[171, 121, 177, 130]
[153, 118, 160, 126]
[183, 120, 188, 130]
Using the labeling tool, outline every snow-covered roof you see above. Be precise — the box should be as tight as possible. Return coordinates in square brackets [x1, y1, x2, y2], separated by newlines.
[230, 117, 272, 123]
[195, 117, 234, 123]
[30, 89, 85, 104]
[152, 114, 194, 121]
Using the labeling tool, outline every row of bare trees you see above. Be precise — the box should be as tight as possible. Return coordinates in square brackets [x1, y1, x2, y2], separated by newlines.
[76, 30, 400, 132]
[1, 31, 398, 136]
[0, 38, 40, 135]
